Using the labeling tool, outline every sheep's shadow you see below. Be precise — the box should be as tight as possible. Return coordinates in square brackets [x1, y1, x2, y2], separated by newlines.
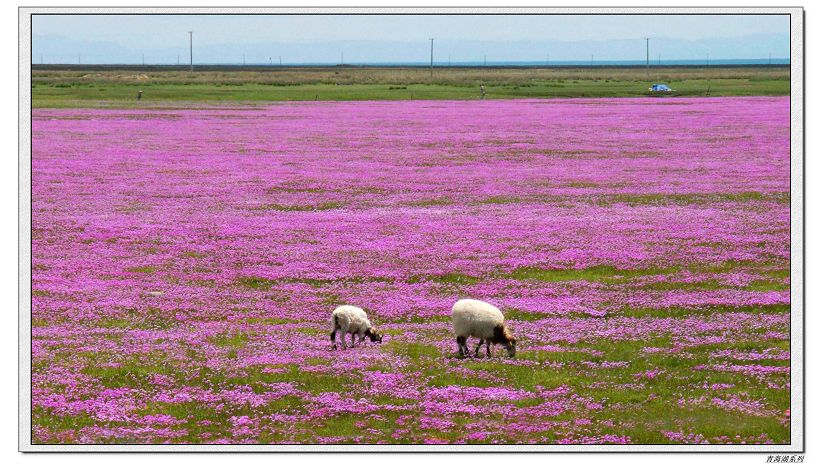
[445, 352, 500, 360]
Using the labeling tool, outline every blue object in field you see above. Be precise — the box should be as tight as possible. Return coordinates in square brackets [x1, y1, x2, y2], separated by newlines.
[649, 83, 673, 92]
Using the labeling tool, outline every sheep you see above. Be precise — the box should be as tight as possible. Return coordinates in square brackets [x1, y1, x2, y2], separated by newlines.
[451, 298, 516, 358]
[329, 305, 383, 350]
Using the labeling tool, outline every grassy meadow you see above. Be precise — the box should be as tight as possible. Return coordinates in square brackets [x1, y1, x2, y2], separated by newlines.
[30, 66, 792, 445]
[31, 65, 789, 107]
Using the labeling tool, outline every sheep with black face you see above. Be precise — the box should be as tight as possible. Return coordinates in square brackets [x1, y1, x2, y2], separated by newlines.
[451, 299, 516, 358]
[329, 305, 383, 350]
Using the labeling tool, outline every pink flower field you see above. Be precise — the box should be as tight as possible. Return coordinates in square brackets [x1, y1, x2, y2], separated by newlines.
[31, 97, 791, 445]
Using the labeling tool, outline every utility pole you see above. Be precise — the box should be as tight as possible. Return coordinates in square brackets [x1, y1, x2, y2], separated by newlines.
[645, 37, 650, 80]
[142, 54, 145, 66]
[591, 54, 594, 67]
[78, 53, 81, 65]
[484, 55, 487, 66]
[189, 31, 193, 72]
[429, 38, 434, 78]
[705, 53, 711, 93]
[546, 53, 549, 66]
[658, 53, 661, 66]
[177, 55, 180, 65]
[279, 56, 282, 66]
[448, 54, 451, 66]
[269, 57, 272, 65]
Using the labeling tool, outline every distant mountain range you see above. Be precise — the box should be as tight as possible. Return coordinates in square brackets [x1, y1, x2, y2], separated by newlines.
[32, 33, 789, 65]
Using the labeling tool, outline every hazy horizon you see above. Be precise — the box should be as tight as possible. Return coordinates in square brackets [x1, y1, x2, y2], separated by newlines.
[31, 14, 790, 65]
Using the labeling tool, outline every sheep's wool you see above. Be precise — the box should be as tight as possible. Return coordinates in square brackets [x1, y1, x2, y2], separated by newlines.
[330, 305, 373, 334]
[451, 298, 505, 340]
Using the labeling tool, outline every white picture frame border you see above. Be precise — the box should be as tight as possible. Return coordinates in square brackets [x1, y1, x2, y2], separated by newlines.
[18, 6, 804, 453]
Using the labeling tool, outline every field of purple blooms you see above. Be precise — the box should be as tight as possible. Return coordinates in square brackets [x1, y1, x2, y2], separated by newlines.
[31, 97, 790, 445]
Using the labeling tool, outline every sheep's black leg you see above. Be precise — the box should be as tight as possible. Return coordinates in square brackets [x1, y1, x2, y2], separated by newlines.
[486, 340, 492, 358]
[456, 336, 467, 357]
[330, 329, 337, 349]
[351, 333, 356, 347]
[474, 339, 484, 357]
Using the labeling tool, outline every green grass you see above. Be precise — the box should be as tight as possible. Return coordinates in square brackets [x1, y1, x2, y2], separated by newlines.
[616, 303, 790, 318]
[252, 202, 343, 211]
[425, 370, 497, 388]
[508, 264, 678, 283]
[32, 409, 98, 432]
[501, 308, 559, 321]
[598, 192, 790, 206]
[237, 275, 392, 290]
[30, 67, 791, 443]
[481, 195, 523, 204]
[31, 67, 789, 108]
[385, 341, 441, 360]
[114, 306, 179, 329]
[82, 363, 170, 389]
[208, 332, 248, 348]
[32, 80, 789, 108]
[235, 276, 277, 290]
[406, 262, 762, 287]
[410, 198, 453, 207]
[125, 265, 157, 273]
[35, 310, 789, 444]
[408, 272, 482, 285]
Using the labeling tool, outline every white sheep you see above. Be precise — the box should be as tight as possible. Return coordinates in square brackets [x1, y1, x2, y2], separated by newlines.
[329, 305, 383, 349]
[451, 298, 517, 358]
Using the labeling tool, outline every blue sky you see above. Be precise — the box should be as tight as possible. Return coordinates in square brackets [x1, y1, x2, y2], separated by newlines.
[34, 14, 789, 44]
[32, 14, 790, 64]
